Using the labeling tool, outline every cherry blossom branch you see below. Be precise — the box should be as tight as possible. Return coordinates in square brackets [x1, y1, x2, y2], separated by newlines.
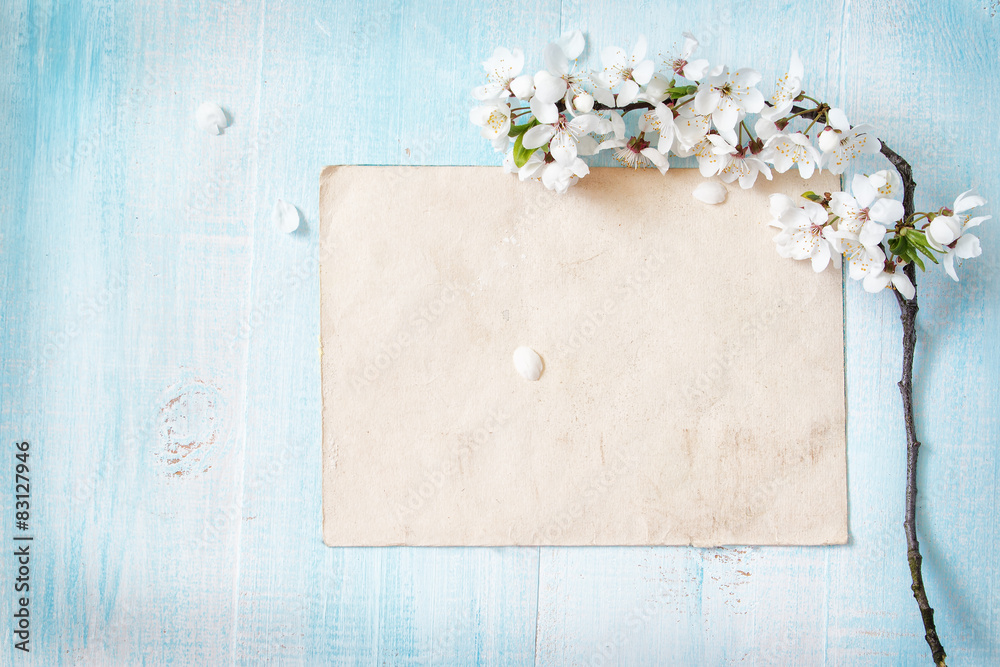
[884, 145, 948, 667]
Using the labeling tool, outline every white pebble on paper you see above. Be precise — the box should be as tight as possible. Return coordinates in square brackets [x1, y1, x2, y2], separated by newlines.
[272, 199, 300, 233]
[196, 102, 228, 135]
[513, 346, 543, 381]
[692, 181, 728, 205]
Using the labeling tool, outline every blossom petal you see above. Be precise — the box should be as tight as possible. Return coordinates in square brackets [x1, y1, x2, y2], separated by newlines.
[593, 86, 616, 108]
[828, 108, 850, 132]
[683, 59, 709, 81]
[954, 189, 987, 213]
[892, 272, 915, 299]
[550, 130, 578, 164]
[869, 198, 904, 225]
[633, 59, 654, 85]
[631, 35, 648, 61]
[859, 221, 886, 248]
[769, 194, 795, 218]
[569, 113, 600, 135]
[964, 214, 991, 230]
[642, 147, 669, 174]
[863, 270, 891, 293]
[694, 86, 721, 115]
[616, 80, 640, 107]
[544, 43, 569, 77]
[851, 174, 878, 209]
[926, 215, 960, 247]
[510, 74, 534, 100]
[522, 124, 556, 149]
[740, 87, 765, 113]
[534, 71, 567, 103]
[955, 233, 982, 259]
[529, 96, 558, 124]
[943, 251, 959, 281]
[830, 192, 859, 222]
[557, 29, 585, 60]
[601, 46, 627, 71]
[711, 100, 739, 132]
[732, 67, 762, 87]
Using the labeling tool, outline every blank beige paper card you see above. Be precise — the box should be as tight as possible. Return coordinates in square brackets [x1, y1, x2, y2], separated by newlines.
[320, 166, 846, 547]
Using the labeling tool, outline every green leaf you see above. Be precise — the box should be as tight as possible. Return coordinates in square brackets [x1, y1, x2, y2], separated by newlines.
[508, 117, 537, 138]
[913, 240, 940, 264]
[513, 131, 538, 168]
[801, 191, 823, 203]
[667, 85, 698, 98]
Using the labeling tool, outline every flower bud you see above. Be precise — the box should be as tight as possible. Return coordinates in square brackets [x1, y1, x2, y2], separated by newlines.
[573, 92, 594, 113]
[818, 127, 839, 153]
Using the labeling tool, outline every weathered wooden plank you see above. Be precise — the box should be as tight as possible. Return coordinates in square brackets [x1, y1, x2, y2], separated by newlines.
[229, 0, 555, 663]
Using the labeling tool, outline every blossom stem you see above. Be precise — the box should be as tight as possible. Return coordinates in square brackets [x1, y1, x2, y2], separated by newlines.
[672, 97, 694, 111]
[592, 101, 655, 115]
[882, 141, 948, 667]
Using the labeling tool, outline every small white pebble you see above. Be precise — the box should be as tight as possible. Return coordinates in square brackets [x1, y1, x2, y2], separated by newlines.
[196, 102, 228, 135]
[692, 181, 727, 205]
[513, 346, 543, 381]
[272, 199, 300, 233]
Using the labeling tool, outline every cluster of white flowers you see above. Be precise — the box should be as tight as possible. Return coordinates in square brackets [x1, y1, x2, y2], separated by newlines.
[769, 173, 989, 287]
[471, 30, 989, 290]
[470, 30, 878, 194]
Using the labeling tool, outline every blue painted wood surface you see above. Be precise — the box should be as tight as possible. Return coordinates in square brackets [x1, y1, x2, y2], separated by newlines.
[1, 1, 998, 664]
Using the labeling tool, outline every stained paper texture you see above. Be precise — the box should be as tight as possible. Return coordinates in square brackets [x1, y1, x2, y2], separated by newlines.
[320, 166, 846, 546]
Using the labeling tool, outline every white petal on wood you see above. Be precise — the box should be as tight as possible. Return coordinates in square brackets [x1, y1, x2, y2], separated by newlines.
[195, 102, 228, 135]
[272, 199, 300, 233]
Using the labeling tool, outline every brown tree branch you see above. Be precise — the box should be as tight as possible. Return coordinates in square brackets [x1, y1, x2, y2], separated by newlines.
[882, 142, 948, 667]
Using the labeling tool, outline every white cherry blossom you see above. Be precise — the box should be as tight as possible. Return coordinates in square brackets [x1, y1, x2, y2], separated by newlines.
[638, 103, 677, 154]
[864, 264, 915, 299]
[469, 100, 512, 152]
[819, 108, 880, 175]
[600, 36, 655, 107]
[473, 47, 525, 100]
[663, 32, 710, 81]
[831, 174, 905, 233]
[763, 132, 822, 178]
[611, 136, 670, 174]
[541, 158, 589, 194]
[694, 67, 765, 135]
[926, 190, 990, 281]
[719, 152, 772, 189]
[769, 195, 842, 272]
[522, 113, 601, 165]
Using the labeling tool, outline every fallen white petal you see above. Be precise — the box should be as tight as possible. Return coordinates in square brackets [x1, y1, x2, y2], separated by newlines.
[272, 199, 300, 233]
[692, 181, 727, 205]
[196, 102, 228, 135]
[513, 346, 543, 381]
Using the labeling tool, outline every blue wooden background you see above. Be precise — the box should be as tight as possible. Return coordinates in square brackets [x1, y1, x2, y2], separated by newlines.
[1, 0, 998, 664]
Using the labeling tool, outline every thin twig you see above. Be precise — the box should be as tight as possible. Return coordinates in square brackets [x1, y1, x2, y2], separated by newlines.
[787, 102, 947, 664]
[882, 142, 948, 667]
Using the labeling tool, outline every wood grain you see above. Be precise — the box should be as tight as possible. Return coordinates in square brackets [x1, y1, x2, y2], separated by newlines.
[0, 0, 997, 664]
